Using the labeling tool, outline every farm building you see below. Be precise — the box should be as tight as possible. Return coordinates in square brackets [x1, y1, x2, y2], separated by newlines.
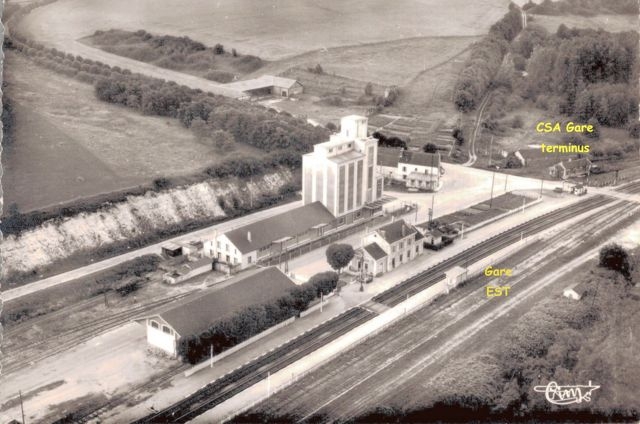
[350, 218, 424, 277]
[548, 158, 592, 180]
[225, 75, 303, 98]
[204, 201, 335, 270]
[377, 148, 443, 191]
[137, 267, 296, 357]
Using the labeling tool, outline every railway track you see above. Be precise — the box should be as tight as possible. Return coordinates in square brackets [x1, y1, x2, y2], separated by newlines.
[373, 195, 613, 306]
[615, 180, 640, 194]
[2, 292, 192, 375]
[134, 307, 376, 423]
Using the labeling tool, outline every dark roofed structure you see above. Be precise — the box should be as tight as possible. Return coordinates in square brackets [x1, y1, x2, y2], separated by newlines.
[377, 147, 403, 167]
[376, 219, 417, 244]
[150, 267, 296, 337]
[363, 242, 387, 260]
[225, 202, 335, 253]
[400, 151, 441, 167]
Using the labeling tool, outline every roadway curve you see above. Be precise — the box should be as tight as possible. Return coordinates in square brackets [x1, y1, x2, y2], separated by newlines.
[10, 1, 243, 98]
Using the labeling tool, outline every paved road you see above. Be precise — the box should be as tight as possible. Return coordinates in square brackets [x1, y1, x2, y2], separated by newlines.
[3, 200, 302, 302]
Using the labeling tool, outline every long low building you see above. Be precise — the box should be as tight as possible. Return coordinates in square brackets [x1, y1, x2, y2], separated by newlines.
[136, 267, 297, 357]
[204, 201, 336, 270]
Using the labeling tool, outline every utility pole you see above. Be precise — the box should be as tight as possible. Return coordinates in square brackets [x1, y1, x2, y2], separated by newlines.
[210, 345, 213, 368]
[522, 197, 526, 213]
[488, 135, 494, 166]
[489, 171, 496, 208]
[320, 292, 324, 313]
[539, 179, 544, 198]
[430, 195, 435, 225]
[267, 371, 271, 396]
[19, 390, 26, 424]
[504, 174, 508, 192]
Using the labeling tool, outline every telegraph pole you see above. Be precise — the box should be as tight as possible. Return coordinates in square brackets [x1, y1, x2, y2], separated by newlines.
[539, 179, 544, 198]
[504, 174, 508, 192]
[488, 135, 494, 166]
[19, 390, 26, 424]
[489, 171, 496, 208]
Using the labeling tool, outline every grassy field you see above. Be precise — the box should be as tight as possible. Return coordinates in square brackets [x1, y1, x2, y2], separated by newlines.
[1, 52, 262, 213]
[529, 12, 639, 33]
[21, 0, 509, 61]
[82, 29, 263, 82]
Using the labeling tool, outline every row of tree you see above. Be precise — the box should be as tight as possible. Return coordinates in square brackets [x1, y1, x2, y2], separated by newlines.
[8, 32, 329, 154]
[524, 28, 638, 126]
[453, 5, 523, 112]
[177, 271, 339, 364]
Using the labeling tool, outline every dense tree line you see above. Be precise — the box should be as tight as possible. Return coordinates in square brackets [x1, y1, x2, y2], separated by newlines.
[453, 5, 523, 112]
[89, 29, 263, 82]
[372, 131, 408, 149]
[524, 28, 639, 127]
[177, 272, 339, 364]
[525, 0, 639, 16]
[7, 32, 328, 154]
[95, 74, 328, 152]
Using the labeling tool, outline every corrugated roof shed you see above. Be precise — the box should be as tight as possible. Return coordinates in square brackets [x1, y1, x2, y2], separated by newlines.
[153, 267, 296, 337]
[225, 75, 300, 92]
[225, 201, 335, 253]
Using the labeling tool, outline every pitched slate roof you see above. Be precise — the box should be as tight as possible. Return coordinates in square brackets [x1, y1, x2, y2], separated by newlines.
[225, 201, 334, 253]
[400, 151, 441, 168]
[376, 219, 417, 244]
[152, 267, 296, 337]
[562, 158, 592, 170]
[363, 242, 387, 260]
[377, 147, 402, 167]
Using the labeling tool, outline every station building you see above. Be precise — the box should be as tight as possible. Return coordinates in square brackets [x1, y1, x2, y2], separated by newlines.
[350, 219, 424, 277]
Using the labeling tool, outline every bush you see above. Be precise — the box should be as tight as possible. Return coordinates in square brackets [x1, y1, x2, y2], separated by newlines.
[423, 143, 438, 153]
[629, 122, 640, 139]
[213, 43, 225, 54]
[599, 243, 632, 280]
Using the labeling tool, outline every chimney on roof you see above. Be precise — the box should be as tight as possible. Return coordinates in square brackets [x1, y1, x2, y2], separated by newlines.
[402, 225, 406, 237]
[247, 231, 252, 242]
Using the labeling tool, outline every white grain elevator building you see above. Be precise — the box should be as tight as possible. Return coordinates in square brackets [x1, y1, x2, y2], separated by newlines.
[302, 115, 383, 223]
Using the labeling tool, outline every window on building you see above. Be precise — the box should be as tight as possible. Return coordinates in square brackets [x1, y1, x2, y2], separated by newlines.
[407, 250, 411, 259]
[400, 241, 404, 249]
[216, 241, 221, 249]
[234, 257, 238, 264]
[248, 256, 252, 264]
[225, 243, 229, 252]
[217, 252, 221, 259]
[150, 320, 159, 329]
[415, 167, 418, 171]
[348, 143, 352, 148]
[162, 325, 172, 334]
[329, 148, 334, 153]
[416, 245, 419, 253]
[234, 248, 237, 255]
[392, 246, 396, 253]
[226, 255, 230, 262]
[403, 175, 407, 180]
[400, 254, 404, 262]
[402, 166, 407, 172]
